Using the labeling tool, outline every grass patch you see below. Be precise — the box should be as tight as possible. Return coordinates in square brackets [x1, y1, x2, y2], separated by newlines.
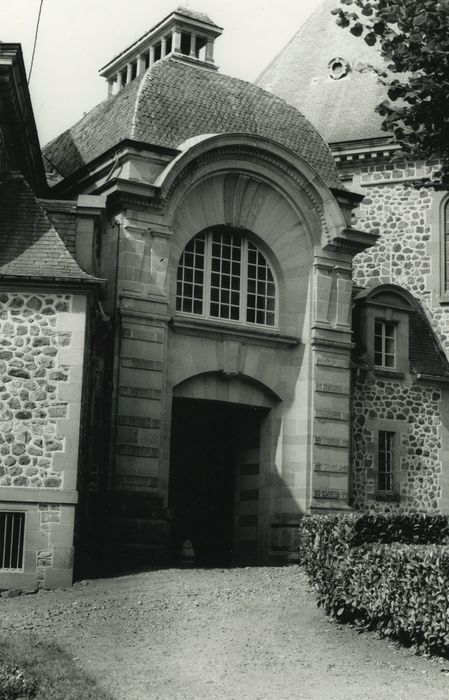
[0, 634, 112, 699]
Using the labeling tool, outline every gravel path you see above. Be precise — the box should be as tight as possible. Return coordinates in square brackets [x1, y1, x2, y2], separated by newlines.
[2, 566, 449, 699]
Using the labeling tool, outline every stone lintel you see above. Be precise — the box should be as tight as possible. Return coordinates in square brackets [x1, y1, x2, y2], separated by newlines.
[311, 336, 354, 351]
[0, 487, 78, 504]
[314, 436, 349, 448]
[310, 502, 352, 514]
[315, 353, 350, 369]
[170, 317, 300, 348]
[312, 488, 349, 501]
[121, 357, 163, 371]
[113, 475, 159, 490]
[315, 408, 350, 421]
[121, 326, 165, 343]
[119, 386, 162, 400]
[117, 444, 159, 458]
[313, 463, 348, 474]
[120, 308, 171, 325]
[316, 383, 349, 396]
[118, 415, 161, 429]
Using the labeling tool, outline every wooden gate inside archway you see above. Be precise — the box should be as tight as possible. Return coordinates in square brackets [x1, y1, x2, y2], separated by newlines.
[169, 373, 278, 567]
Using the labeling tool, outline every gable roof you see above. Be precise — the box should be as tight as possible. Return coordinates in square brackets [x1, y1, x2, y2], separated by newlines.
[257, 0, 387, 144]
[0, 172, 94, 281]
[43, 56, 343, 189]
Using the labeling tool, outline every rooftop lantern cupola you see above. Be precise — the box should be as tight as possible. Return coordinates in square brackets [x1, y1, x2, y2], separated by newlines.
[99, 6, 223, 96]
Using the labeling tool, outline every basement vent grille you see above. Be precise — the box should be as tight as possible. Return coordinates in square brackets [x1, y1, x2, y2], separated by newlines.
[0, 511, 25, 572]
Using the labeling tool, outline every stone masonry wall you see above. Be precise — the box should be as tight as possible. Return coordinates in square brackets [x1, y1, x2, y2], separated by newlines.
[353, 162, 434, 294]
[352, 379, 441, 513]
[352, 161, 449, 355]
[0, 292, 73, 489]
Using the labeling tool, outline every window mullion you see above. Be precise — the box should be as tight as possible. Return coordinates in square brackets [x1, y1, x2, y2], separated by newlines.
[204, 233, 212, 318]
[240, 238, 248, 323]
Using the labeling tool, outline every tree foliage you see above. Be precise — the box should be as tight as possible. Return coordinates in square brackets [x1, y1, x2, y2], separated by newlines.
[332, 0, 449, 185]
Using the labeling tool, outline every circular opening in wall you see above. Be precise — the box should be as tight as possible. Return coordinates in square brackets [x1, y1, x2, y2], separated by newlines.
[328, 57, 350, 80]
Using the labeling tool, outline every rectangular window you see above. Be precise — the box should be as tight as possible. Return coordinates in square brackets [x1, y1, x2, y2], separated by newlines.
[374, 320, 396, 368]
[0, 512, 25, 571]
[378, 431, 394, 492]
[445, 201, 449, 291]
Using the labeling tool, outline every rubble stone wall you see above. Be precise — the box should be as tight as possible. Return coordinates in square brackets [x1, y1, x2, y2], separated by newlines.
[351, 379, 442, 513]
[351, 161, 449, 356]
[0, 293, 73, 489]
[0, 290, 87, 589]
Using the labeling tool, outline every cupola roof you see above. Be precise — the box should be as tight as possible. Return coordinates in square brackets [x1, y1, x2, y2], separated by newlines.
[43, 56, 342, 189]
[99, 5, 223, 96]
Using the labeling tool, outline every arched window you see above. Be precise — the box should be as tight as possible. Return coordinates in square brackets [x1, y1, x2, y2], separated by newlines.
[176, 228, 277, 327]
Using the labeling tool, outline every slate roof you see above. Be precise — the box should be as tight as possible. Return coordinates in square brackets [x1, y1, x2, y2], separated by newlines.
[409, 307, 449, 379]
[0, 172, 93, 281]
[174, 6, 217, 25]
[43, 56, 342, 189]
[40, 199, 77, 256]
[257, 0, 387, 144]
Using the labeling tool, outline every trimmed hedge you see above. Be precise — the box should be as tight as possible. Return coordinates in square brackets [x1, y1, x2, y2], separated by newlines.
[298, 513, 449, 655]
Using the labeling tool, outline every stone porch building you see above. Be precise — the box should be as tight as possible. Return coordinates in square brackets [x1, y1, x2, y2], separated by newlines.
[1, 3, 449, 588]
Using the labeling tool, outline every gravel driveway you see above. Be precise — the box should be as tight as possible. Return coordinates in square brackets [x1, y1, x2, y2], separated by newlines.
[2, 566, 449, 699]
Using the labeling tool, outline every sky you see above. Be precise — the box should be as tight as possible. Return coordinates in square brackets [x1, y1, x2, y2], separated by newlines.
[0, 0, 324, 146]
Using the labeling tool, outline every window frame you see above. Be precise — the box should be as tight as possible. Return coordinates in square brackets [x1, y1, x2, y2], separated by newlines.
[444, 198, 449, 293]
[0, 511, 25, 573]
[176, 229, 278, 330]
[374, 318, 397, 369]
[367, 418, 407, 503]
[377, 430, 395, 493]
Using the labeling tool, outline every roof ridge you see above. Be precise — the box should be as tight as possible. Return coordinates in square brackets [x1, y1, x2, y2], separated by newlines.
[130, 58, 166, 140]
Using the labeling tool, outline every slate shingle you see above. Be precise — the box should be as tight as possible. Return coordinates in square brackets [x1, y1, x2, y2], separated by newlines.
[43, 57, 342, 189]
[409, 308, 449, 379]
[0, 173, 93, 280]
[257, 0, 387, 144]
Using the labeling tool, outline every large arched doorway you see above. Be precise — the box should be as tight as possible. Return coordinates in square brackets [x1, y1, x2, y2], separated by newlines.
[169, 373, 277, 567]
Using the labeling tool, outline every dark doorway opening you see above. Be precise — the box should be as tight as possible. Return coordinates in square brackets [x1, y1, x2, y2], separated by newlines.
[169, 398, 265, 567]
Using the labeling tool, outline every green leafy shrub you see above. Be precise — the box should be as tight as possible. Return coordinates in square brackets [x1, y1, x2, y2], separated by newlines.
[351, 513, 449, 546]
[0, 663, 37, 699]
[299, 513, 449, 655]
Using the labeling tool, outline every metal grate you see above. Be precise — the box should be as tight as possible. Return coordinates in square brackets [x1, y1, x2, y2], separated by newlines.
[378, 431, 395, 493]
[0, 512, 25, 571]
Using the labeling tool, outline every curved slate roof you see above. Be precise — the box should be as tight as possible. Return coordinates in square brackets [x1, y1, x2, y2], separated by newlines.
[43, 57, 342, 189]
[257, 0, 387, 144]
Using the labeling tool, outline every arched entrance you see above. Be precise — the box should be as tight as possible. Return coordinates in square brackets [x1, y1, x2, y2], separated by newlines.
[169, 373, 277, 567]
